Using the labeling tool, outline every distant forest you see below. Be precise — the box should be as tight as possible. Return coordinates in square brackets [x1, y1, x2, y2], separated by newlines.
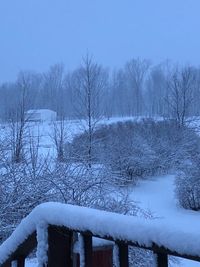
[1, 56, 200, 122]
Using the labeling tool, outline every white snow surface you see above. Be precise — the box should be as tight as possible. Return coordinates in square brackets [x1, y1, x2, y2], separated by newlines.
[1, 199, 200, 265]
[25, 258, 37, 266]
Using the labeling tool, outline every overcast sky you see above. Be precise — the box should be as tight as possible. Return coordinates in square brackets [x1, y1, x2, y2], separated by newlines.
[0, 0, 200, 82]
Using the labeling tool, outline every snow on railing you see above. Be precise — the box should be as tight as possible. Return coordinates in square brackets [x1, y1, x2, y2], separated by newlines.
[0, 202, 200, 267]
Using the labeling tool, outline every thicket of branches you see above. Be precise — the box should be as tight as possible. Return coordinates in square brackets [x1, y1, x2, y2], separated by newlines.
[0, 153, 137, 241]
[175, 153, 200, 211]
[70, 119, 200, 184]
[0, 118, 138, 241]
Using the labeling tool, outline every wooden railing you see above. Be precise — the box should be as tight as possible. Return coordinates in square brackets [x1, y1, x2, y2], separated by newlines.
[0, 204, 200, 267]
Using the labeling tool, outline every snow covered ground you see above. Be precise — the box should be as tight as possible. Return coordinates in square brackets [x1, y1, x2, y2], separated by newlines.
[3, 117, 199, 266]
[131, 175, 200, 267]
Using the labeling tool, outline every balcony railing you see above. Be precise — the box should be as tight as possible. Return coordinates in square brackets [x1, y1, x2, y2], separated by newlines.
[0, 202, 200, 267]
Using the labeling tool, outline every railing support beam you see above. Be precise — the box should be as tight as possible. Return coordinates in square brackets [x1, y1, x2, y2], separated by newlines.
[2, 262, 11, 267]
[47, 226, 73, 267]
[155, 252, 168, 267]
[118, 243, 129, 267]
[16, 257, 25, 267]
[82, 233, 93, 267]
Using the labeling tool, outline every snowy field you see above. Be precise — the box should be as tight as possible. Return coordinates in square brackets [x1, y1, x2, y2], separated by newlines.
[2, 117, 199, 266]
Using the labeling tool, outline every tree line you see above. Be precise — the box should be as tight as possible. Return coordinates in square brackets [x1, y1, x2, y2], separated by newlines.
[0, 56, 200, 123]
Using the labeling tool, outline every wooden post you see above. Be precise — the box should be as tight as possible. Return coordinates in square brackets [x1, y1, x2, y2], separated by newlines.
[118, 243, 129, 267]
[47, 226, 73, 267]
[82, 233, 93, 267]
[16, 257, 25, 267]
[155, 252, 168, 267]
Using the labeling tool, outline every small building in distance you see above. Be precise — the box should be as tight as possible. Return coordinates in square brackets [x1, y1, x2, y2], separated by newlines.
[25, 109, 57, 122]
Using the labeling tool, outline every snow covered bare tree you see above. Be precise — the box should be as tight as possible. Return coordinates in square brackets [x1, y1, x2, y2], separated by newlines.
[8, 72, 33, 163]
[125, 58, 151, 116]
[72, 54, 108, 167]
[166, 66, 195, 127]
[51, 114, 68, 162]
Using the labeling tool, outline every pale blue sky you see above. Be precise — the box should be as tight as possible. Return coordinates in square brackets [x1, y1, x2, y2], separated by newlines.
[0, 0, 200, 82]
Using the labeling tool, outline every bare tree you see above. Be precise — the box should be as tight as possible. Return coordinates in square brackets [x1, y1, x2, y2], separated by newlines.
[125, 58, 151, 116]
[72, 54, 108, 168]
[42, 63, 64, 114]
[9, 72, 33, 163]
[51, 114, 68, 162]
[145, 64, 168, 117]
[166, 66, 195, 127]
[110, 69, 128, 117]
[25, 127, 50, 180]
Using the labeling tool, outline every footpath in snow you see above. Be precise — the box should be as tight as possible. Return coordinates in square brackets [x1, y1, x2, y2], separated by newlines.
[131, 174, 200, 267]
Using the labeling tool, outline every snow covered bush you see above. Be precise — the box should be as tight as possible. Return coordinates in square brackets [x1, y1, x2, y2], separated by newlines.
[0, 154, 137, 242]
[69, 120, 159, 184]
[70, 119, 200, 185]
[0, 126, 52, 241]
[173, 125, 200, 211]
[0, 166, 49, 241]
[175, 157, 200, 210]
[45, 162, 137, 215]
